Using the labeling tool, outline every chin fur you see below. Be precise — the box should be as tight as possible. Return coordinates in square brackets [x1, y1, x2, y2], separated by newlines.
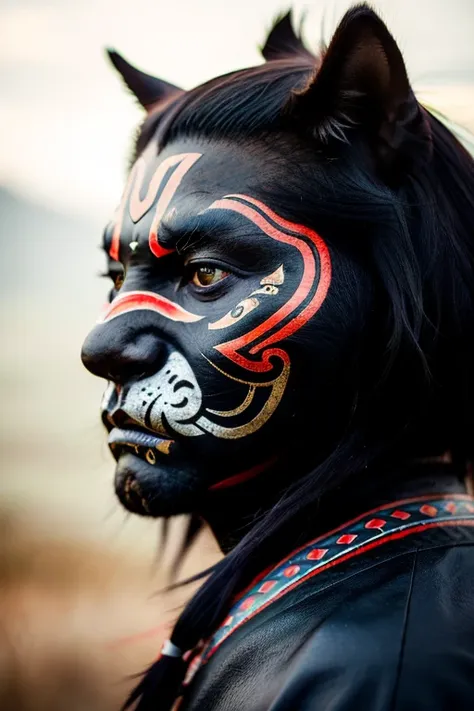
[115, 453, 204, 517]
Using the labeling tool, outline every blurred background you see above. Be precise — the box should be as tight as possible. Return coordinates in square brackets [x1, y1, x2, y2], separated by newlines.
[1, 0, 473, 708]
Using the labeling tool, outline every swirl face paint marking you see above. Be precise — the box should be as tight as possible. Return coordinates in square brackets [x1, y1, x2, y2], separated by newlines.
[99, 153, 332, 442]
[194, 194, 331, 438]
[205, 195, 332, 374]
[209, 266, 284, 331]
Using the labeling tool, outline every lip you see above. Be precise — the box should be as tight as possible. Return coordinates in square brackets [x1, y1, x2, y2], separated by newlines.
[108, 427, 175, 463]
[108, 427, 173, 449]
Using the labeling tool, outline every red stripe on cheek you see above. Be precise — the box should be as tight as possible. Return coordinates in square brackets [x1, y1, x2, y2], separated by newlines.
[99, 291, 203, 324]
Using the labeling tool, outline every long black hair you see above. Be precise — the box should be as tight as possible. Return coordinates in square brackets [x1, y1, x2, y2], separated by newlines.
[124, 6, 474, 709]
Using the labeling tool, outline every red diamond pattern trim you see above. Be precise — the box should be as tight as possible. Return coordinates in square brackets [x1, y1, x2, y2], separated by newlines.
[259, 581, 277, 594]
[391, 510, 410, 520]
[194, 495, 474, 674]
[365, 518, 386, 529]
[337, 534, 357, 545]
[184, 653, 203, 686]
[283, 565, 300, 578]
[420, 504, 437, 517]
[306, 548, 328, 561]
[239, 597, 255, 611]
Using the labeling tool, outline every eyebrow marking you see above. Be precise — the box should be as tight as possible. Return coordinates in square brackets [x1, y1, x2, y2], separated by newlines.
[98, 290, 204, 325]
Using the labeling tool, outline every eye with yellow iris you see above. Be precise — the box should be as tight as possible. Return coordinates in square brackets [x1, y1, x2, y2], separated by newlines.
[113, 272, 124, 291]
[190, 265, 229, 288]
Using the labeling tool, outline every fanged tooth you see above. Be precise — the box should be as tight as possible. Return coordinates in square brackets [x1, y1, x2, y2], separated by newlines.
[134, 445, 140, 455]
[145, 448, 157, 465]
[156, 440, 172, 455]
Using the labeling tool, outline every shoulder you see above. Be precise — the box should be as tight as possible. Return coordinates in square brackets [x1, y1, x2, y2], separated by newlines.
[268, 544, 474, 711]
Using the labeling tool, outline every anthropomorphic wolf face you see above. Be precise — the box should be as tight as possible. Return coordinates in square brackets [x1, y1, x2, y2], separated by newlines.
[82, 134, 369, 516]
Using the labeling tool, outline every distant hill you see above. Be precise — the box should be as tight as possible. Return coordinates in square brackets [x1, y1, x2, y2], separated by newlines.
[0, 186, 163, 554]
[0, 186, 106, 304]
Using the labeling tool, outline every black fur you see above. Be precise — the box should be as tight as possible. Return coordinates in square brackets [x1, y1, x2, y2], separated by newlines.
[260, 10, 315, 62]
[110, 7, 474, 709]
[107, 49, 181, 109]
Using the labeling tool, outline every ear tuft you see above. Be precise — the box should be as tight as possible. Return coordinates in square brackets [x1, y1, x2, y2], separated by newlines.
[106, 49, 182, 110]
[261, 10, 315, 62]
[285, 4, 432, 181]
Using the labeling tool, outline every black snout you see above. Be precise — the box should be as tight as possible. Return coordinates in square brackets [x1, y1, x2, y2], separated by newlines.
[81, 321, 166, 384]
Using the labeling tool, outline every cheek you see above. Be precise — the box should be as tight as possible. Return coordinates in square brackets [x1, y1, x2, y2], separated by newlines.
[208, 296, 260, 330]
[283, 267, 373, 425]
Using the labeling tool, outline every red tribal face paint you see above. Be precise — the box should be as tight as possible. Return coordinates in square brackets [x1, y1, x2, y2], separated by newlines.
[99, 291, 204, 324]
[94, 148, 333, 448]
[108, 150, 202, 262]
[205, 194, 332, 374]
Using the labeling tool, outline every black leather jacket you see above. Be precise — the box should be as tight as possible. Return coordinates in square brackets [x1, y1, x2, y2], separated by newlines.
[179, 471, 474, 710]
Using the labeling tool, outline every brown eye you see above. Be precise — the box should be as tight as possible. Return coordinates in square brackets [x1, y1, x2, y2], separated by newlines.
[191, 266, 229, 288]
[114, 272, 124, 291]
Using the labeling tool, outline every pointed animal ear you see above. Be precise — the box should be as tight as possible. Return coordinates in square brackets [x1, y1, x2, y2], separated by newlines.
[286, 5, 432, 181]
[261, 11, 315, 62]
[107, 50, 182, 111]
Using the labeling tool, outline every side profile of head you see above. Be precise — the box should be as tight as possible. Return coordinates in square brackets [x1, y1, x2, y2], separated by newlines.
[82, 6, 473, 523]
[81, 7, 473, 523]
[81, 6, 474, 706]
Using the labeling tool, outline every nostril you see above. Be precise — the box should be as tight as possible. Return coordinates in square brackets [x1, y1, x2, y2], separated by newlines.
[106, 372, 122, 383]
[107, 371, 147, 382]
[109, 408, 135, 429]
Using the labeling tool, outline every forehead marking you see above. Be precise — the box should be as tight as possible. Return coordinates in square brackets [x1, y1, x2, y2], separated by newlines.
[109, 152, 202, 262]
[148, 153, 201, 259]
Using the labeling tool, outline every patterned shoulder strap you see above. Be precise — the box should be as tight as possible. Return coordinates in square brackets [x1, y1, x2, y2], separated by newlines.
[184, 493, 474, 682]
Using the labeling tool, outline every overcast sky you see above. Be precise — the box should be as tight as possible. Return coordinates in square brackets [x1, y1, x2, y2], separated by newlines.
[1, 0, 473, 221]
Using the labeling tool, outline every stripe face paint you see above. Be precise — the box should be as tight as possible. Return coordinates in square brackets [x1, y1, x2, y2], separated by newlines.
[99, 291, 204, 324]
[108, 151, 202, 262]
[99, 157, 332, 445]
[206, 194, 332, 373]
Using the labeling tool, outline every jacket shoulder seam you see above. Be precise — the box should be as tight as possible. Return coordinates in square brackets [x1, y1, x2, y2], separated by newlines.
[390, 550, 418, 711]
